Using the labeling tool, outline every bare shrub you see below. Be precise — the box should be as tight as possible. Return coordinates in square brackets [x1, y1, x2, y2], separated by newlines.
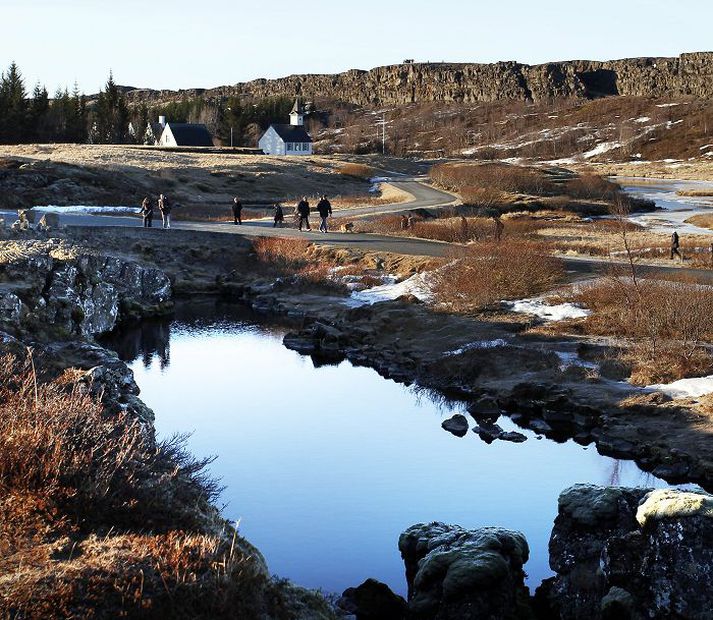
[338, 163, 376, 179]
[565, 174, 620, 201]
[430, 162, 555, 198]
[252, 237, 346, 294]
[252, 237, 311, 271]
[432, 241, 564, 310]
[576, 278, 713, 384]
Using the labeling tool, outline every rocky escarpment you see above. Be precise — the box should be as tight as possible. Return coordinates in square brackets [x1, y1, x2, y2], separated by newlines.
[542, 484, 713, 619]
[0, 237, 173, 423]
[123, 52, 713, 107]
[0, 238, 172, 338]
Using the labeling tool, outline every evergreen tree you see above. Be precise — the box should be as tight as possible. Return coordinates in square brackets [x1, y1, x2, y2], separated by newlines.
[0, 62, 28, 143]
[67, 82, 88, 143]
[28, 83, 50, 141]
[91, 71, 129, 144]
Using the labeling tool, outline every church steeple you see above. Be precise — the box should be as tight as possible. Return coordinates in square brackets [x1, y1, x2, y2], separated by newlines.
[290, 98, 304, 126]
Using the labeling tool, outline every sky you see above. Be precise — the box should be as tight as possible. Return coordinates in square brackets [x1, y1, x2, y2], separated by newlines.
[1, 0, 711, 94]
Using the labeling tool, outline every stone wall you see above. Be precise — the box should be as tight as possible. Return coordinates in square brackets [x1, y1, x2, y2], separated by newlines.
[124, 52, 713, 108]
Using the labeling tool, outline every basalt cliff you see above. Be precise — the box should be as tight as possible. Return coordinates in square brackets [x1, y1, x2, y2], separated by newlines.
[123, 52, 713, 107]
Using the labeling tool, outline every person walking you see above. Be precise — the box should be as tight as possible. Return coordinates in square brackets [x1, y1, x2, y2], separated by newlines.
[296, 196, 311, 231]
[232, 197, 243, 225]
[316, 194, 332, 233]
[140, 196, 154, 228]
[158, 193, 172, 229]
[493, 216, 504, 243]
[273, 203, 285, 228]
[671, 230, 682, 260]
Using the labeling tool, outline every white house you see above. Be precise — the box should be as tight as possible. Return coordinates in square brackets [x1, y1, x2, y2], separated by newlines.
[258, 99, 313, 156]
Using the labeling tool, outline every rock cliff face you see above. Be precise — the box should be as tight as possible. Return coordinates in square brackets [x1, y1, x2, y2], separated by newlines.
[0, 238, 172, 338]
[545, 484, 713, 619]
[124, 52, 713, 107]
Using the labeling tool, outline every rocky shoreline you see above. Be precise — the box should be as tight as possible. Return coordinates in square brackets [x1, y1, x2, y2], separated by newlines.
[218, 276, 713, 493]
[2, 232, 712, 618]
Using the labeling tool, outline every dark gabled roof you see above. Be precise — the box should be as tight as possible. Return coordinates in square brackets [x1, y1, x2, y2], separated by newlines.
[166, 123, 213, 146]
[148, 122, 163, 138]
[270, 124, 312, 143]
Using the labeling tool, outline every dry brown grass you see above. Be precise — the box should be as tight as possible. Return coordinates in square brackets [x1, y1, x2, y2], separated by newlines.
[576, 277, 713, 384]
[251, 237, 347, 293]
[0, 354, 299, 619]
[677, 189, 713, 197]
[338, 162, 376, 179]
[564, 174, 620, 201]
[432, 241, 564, 311]
[430, 162, 555, 198]
[173, 205, 264, 222]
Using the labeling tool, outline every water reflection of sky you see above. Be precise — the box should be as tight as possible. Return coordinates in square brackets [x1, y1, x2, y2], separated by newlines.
[114, 305, 680, 597]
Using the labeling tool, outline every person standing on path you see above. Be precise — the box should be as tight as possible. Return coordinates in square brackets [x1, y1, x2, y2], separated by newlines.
[493, 216, 504, 243]
[232, 197, 243, 225]
[671, 230, 682, 260]
[316, 194, 332, 233]
[140, 196, 154, 228]
[158, 194, 172, 229]
[296, 196, 311, 231]
[273, 203, 285, 228]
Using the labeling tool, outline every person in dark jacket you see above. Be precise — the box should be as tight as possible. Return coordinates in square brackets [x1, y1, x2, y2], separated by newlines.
[273, 203, 285, 228]
[671, 230, 682, 260]
[140, 197, 154, 228]
[232, 197, 243, 225]
[158, 193, 172, 229]
[296, 196, 311, 231]
[316, 195, 333, 232]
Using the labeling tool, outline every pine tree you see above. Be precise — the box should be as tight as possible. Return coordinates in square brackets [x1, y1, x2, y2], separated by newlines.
[0, 62, 28, 143]
[92, 71, 129, 144]
[28, 83, 50, 141]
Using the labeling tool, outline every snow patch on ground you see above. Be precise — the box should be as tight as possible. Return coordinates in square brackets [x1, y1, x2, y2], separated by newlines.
[32, 205, 140, 214]
[582, 141, 621, 159]
[647, 375, 713, 399]
[633, 117, 651, 124]
[444, 339, 509, 356]
[507, 298, 590, 322]
[555, 351, 599, 371]
[345, 272, 434, 307]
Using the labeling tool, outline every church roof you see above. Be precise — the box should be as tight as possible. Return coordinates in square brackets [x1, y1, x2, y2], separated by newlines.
[166, 123, 213, 146]
[291, 98, 304, 114]
[270, 124, 312, 143]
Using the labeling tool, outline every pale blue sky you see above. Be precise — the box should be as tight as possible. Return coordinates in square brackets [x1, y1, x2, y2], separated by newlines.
[1, 0, 710, 94]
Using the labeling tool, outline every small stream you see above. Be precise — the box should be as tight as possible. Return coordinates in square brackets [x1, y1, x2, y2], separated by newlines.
[101, 301, 686, 597]
[618, 176, 713, 235]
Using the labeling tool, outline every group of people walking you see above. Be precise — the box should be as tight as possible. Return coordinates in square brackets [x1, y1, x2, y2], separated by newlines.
[139, 193, 335, 232]
[140, 194, 172, 229]
[293, 195, 333, 232]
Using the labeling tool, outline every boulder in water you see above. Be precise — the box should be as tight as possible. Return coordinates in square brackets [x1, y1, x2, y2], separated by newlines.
[398, 522, 529, 620]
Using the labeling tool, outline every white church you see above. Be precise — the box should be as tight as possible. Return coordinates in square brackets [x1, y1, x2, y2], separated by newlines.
[258, 99, 313, 156]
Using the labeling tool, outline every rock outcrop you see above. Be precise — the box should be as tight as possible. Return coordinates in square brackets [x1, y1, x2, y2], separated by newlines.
[0, 238, 172, 337]
[544, 484, 713, 619]
[337, 578, 409, 620]
[124, 52, 713, 107]
[398, 522, 530, 619]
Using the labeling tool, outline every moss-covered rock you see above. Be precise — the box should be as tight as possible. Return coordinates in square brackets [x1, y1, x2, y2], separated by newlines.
[399, 522, 530, 619]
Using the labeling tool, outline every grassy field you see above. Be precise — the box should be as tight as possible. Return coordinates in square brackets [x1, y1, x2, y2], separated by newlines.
[0, 144, 390, 210]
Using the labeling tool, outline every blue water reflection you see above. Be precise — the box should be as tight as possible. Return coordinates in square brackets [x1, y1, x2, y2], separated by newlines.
[107, 302, 676, 596]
